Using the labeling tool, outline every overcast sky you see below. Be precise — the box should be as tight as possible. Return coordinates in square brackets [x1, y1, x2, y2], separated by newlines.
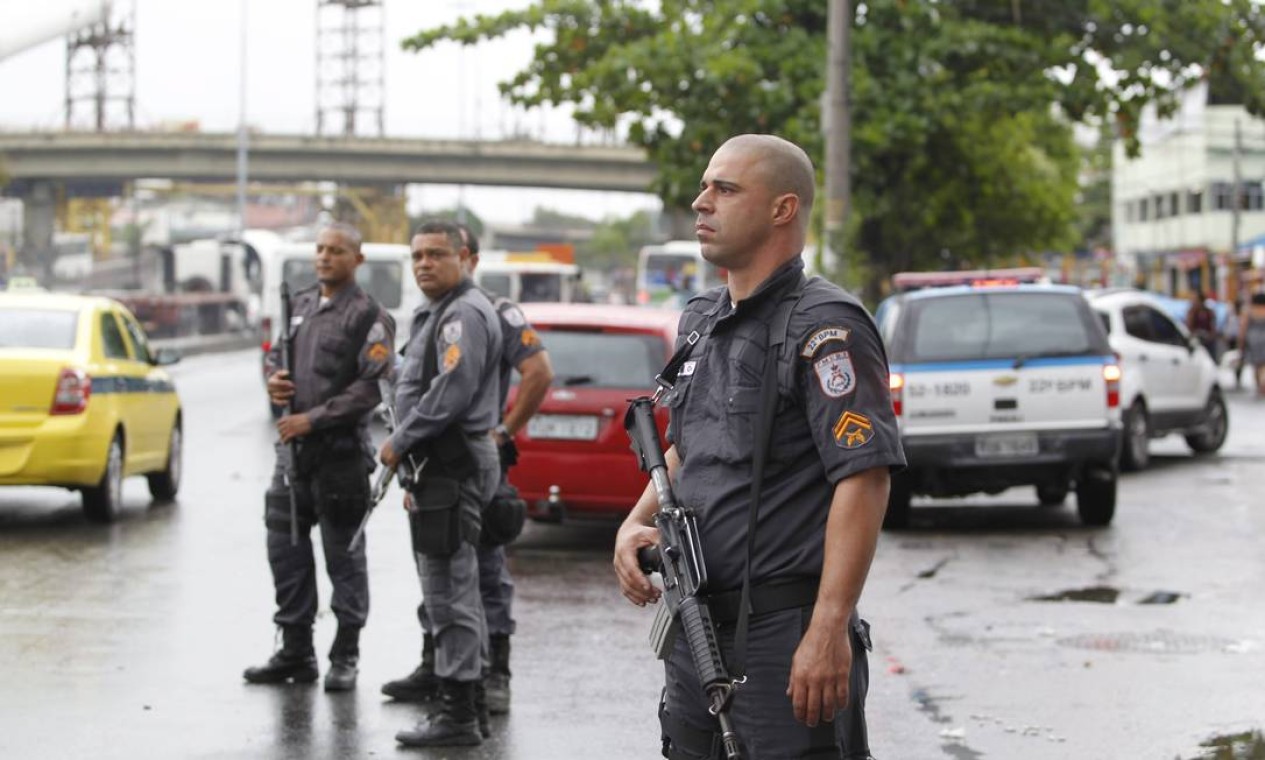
[0, 0, 661, 226]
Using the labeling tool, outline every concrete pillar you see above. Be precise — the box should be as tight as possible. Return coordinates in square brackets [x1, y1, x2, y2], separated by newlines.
[661, 206, 695, 241]
[20, 180, 56, 281]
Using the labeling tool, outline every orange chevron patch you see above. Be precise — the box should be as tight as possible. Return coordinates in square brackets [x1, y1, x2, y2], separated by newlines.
[833, 411, 874, 449]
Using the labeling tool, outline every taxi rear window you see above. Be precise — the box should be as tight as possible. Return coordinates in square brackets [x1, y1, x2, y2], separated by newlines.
[0, 308, 79, 349]
[896, 292, 1106, 363]
[528, 329, 666, 389]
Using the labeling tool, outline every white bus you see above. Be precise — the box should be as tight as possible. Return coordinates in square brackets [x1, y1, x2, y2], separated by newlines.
[635, 240, 724, 308]
[473, 251, 583, 303]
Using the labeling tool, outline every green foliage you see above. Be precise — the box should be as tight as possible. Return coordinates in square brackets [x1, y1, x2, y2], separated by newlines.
[403, 0, 1265, 292]
[578, 209, 659, 270]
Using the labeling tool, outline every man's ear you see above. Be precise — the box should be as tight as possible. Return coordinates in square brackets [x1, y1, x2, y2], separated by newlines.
[771, 193, 800, 228]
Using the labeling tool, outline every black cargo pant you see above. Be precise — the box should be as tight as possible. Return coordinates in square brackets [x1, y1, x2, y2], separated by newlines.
[659, 607, 872, 760]
[265, 443, 370, 630]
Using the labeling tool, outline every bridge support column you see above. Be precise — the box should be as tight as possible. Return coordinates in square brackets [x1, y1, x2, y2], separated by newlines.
[20, 180, 57, 281]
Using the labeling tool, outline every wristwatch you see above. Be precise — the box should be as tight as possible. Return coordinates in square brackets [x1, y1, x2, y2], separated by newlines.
[494, 424, 511, 439]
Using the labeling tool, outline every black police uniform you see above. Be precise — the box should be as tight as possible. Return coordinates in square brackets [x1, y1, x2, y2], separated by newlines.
[249, 282, 394, 687]
[657, 258, 905, 759]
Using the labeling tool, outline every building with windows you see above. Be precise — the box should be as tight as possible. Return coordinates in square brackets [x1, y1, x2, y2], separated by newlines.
[1112, 81, 1265, 301]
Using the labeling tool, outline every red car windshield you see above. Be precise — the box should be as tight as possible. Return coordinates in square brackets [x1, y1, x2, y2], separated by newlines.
[528, 329, 666, 389]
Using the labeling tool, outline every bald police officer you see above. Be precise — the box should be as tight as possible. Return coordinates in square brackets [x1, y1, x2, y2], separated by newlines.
[384, 219, 503, 748]
[380, 224, 553, 719]
[245, 222, 395, 692]
[614, 135, 905, 758]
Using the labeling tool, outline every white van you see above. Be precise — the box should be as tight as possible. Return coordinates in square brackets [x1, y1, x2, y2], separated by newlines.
[473, 253, 583, 303]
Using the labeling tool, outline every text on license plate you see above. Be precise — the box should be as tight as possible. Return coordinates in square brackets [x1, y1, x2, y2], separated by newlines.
[527, 414, 600, 441]
[974, 433, 1039, 458]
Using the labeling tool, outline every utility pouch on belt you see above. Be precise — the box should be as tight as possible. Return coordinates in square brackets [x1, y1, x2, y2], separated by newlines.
[313, 455, 369, 528]
[408, 476, 463, 557]
[418, 424, 477, 480]
[480, 482, 526, 547]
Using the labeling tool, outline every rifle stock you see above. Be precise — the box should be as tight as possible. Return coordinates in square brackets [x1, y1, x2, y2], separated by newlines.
[625, 396, 742, 760]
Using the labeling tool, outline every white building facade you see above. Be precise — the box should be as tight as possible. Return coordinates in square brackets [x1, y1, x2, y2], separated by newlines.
[1112, 81, 1265, 299]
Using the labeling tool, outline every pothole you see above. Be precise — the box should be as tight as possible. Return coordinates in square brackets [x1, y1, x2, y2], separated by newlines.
[1027, 586, 1183, 605]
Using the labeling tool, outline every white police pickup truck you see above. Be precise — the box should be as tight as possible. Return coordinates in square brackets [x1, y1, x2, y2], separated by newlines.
[877, 283, 1122, 529]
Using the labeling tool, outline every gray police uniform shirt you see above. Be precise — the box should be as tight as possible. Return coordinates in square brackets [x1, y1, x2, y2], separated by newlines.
[663, 257, 905, 590]
[266, 282, 395, 437]
[390, 280, 503, 456]
[479, 286, 546, 412]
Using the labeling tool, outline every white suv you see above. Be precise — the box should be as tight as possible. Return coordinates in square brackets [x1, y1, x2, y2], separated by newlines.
[878, 284, 1123, 529]
[1086, 290, 1228, 470]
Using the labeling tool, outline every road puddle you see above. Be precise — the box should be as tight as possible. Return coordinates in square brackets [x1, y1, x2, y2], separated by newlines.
[1185, 729, 1265, 759]
[1028, 585, 1120, 603]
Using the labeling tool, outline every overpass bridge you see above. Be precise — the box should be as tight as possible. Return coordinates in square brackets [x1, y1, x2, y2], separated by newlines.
[0, 131, 657, 269]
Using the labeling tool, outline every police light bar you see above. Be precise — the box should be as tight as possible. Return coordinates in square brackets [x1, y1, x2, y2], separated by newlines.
[892, 267, 1046, 292]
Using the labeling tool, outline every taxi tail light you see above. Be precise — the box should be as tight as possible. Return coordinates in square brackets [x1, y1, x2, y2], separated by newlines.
[1103, 363, 1122, 409]
[261, 317, 273, 353]
[51, 368, 92, 415]
[889, 372, 905, 417]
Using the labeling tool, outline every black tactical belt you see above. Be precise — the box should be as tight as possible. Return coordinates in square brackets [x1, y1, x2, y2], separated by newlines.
[703, 576, 820, 625]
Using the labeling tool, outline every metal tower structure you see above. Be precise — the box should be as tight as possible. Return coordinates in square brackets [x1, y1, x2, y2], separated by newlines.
[316, 0, 385, 137]
[64, 0, 135, 131]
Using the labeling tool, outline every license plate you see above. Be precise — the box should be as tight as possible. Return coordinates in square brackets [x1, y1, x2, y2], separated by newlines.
[975, 433, 1039, 458]
[527, 414, 600, 441]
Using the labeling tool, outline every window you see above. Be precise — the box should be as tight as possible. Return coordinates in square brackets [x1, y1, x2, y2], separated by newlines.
[1138, 198, 1150, 221]
[119, 311, 152, 364]
[1146, 307, 1187, 347]
[479, 273, 513, 299]
[1187, 190, 1203, 214]
[899, 293, 1102, 363]
[1123, 306, 1153, 341]
[1211, 182, 1234, 211]
[100, 312, 132, 359]
[280, 259, 404, 309]
[524, 330, 667, 389]
[0, 308, 78, 349]
[1244, 182, 1264, 211]
[1169, 191, 1181, 216]
[1096, 310, 1112, 335]
[1154, 194, 1168, 220]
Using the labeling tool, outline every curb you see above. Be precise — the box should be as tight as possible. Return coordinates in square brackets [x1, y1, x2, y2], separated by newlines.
[151, 333, 260, 359]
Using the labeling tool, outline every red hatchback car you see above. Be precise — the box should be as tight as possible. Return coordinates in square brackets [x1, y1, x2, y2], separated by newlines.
[508, 303, 679, 522]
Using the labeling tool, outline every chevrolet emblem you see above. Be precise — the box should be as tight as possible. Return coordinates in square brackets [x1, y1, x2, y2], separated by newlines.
[993, 375, 1018, 387]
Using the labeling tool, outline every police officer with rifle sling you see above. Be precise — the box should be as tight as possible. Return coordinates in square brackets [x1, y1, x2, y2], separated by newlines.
[381, 220, 503, 748]
[245, 222, 395, 693]
[613, 135, 905, 759]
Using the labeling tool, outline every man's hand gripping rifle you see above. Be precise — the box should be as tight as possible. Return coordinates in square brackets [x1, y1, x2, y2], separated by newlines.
[348, 378, 425, 552]
[625, 395, 743, 760]
[279, 283, 300, 547]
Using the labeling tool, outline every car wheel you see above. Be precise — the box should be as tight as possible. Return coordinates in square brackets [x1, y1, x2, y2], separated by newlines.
[1075, 466, 1116, 527]
[1036, 483, 1068, 507]
[147, 422, 182, 502]
[1185, 390, 1228, 454]
[1120, 400, 1150, 472]
[83, 433, 125, 522]
[882, 472, 913, 531]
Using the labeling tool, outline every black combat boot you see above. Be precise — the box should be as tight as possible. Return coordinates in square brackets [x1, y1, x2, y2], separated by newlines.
[485, 633, 512, 714]
[243, 625, 318, 684]
[474, 677, 491, 738]
[381, 632, 440, 702]
[324, 625, 359, 692]
[394, 679, 482, 747]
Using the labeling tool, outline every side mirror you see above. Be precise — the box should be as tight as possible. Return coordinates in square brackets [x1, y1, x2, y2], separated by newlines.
[151, 347, 182, 366]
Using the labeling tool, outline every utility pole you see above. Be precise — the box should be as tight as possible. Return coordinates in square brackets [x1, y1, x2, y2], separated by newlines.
[824, 0, 851, 283]
[236, 0, 249, 241]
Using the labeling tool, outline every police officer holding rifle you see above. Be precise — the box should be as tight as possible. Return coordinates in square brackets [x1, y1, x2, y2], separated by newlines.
[244, 222, 395, 693]
[613, 135, 905, 759]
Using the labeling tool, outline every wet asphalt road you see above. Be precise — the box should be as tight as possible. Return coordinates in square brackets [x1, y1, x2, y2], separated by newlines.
[1, 348, 1263, 760]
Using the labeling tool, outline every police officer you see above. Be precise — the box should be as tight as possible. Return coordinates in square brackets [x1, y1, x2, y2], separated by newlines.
[244, 222, 395, 692]
[384, 219, 503, 748]
[613, 135, 906, 759]
[381, 224, 553, 719]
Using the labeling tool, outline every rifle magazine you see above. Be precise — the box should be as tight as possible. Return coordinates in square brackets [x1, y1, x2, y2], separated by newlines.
[649, 601, 678, 660]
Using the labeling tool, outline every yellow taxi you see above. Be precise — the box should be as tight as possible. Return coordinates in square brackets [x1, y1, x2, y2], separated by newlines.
[0, 292, 183, 521]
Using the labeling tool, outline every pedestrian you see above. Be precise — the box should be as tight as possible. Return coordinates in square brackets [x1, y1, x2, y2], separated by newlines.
[244, 222, 396, 692]
[1240, 289, 1265, 396]
[381, 223, 554, 722]
[384, 219, 504, 748]
[1186, 290, 1218, 359]
[613, 134, 906, 759]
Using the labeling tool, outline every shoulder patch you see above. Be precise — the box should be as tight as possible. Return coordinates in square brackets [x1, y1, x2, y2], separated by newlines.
[833, 411, 874, 449]
[813, 351, 857, 398]
[801, 327, 851, 358]
[442, 319, 463, 345]
[367, 322, 387, 343]
[502, 305, 526, 328]
[442, 344, 462, 372]
[521, 328, 542, 348]
[367, 343, 389, 362]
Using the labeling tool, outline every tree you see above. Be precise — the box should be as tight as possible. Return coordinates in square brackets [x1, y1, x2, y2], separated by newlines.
[579, 209, 659, 271]
[403, 0, 1265, 295]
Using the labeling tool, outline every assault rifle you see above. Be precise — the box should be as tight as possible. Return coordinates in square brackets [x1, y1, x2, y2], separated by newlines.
[279, 283, 300, 547]
[626, 396, 742, 760]
[348, 377, 425, 552]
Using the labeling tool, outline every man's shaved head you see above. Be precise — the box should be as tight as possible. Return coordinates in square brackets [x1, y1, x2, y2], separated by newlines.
[716, 134, 816, 230]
